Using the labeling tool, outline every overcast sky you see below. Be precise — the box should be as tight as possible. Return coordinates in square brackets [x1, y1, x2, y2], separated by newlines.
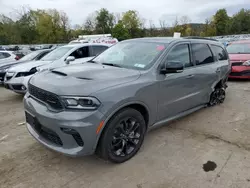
[0, 0, 249, 27]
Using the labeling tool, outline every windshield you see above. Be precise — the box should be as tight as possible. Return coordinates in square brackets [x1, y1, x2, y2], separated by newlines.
[41, 46, 73, 61]
[227, 43, 250, 54]
[92, 41, 167, 70]
[20, 51, 43, 61]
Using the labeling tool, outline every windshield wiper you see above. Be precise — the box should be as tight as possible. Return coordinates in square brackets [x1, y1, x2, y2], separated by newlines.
[87, 60, 97, 63]
[101, 63, 122, 68]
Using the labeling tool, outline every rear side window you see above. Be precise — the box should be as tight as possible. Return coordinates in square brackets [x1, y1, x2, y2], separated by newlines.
[191, 44, 214, 65]
[166, 44, 192, 68]
[3, 52, 11, 58]
[211, 45, 228, 61]
[91, 46, 108, 56]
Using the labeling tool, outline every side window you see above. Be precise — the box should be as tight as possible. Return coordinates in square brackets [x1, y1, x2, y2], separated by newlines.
[91, 46, 108, 56]
[191, 44, 214, 65]
[36, 51, 50, 60]
[166, 44, 192, 68]
[70, 47, 89, 59]
[0, 52, 5, 59]
[211, 45, 228, 61]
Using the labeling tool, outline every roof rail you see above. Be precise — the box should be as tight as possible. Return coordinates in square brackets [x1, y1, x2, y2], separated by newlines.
[183, 36, 218, 41]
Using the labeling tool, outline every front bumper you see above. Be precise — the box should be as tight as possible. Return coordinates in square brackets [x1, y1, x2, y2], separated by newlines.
[229, 66, 250, 79]
[4, 75, 32, 94]
[24, 94, 105, 156]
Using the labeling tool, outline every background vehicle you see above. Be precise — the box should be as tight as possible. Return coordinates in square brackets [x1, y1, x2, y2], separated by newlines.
[0, 49, 51, 84]
[4, 43, 110, 94]
[24, 37, 230, 163]
[227, 40, 250, 79]
[0, 51, 19, 65]
[69, 34, 118, 45]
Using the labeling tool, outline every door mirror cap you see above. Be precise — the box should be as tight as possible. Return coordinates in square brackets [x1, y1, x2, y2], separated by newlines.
[161, 61, 184, 74]
[65, 56, 75, 64]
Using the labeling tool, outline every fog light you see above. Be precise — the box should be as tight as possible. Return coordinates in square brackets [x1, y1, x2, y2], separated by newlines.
[21, 86, 26, 90]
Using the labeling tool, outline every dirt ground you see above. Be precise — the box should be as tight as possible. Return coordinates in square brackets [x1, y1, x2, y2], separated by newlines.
[1, 81, 250, 188]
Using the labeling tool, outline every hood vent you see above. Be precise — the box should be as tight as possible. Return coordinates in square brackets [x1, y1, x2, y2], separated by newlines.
[51, 70, 67, 76]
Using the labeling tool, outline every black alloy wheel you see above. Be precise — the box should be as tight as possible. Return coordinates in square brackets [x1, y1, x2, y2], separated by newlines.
[209, 87, 226, 106]
[97, 108, 146, 163]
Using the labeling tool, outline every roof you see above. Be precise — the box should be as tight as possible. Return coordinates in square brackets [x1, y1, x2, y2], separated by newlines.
[0, 50, 13, 53]
[231, 39, 250, 44]
[124, 37, 221, 45]
[64, 43, 111, 48]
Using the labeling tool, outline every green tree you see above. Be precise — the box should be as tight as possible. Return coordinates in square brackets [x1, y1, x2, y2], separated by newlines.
[112, 20, 130, 40]
[214, 9, 230, 35]
[95, 8, 115, 33]
[230, 9, 250, 34]
[121, 10, 143, 38]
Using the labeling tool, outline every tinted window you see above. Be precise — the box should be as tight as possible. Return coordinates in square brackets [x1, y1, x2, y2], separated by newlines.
[192, 44, 214, 65]
[166, 44, 192, 68]
[36, 51, 51, 60]
[91, 46, 108, 56]
[70, 47, 89, 59]
[211, 45, 228, 61]
[3, 52, 11, 58]
[0, 52, 5, 59]
[226, 43, 250, 54]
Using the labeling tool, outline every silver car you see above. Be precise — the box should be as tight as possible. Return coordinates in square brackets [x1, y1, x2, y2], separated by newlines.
[4, 43, 110, 94]
[24, 37, 230, 163]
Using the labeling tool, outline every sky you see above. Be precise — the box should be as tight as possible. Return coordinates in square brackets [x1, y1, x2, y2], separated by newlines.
[0, 0, 249, 27]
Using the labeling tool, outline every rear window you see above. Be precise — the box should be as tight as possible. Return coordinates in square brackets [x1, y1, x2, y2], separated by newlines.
[227, 43, 250, 54]
[211, 45, 228, 61]
[191, 44, 214, 65]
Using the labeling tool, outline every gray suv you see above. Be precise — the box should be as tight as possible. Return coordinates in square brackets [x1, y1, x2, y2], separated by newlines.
[24, 37, 230, 163]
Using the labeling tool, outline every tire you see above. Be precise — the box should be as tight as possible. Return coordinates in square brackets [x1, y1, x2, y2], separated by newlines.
[96, 108, 146, 163]
[208, 87, 226, 106]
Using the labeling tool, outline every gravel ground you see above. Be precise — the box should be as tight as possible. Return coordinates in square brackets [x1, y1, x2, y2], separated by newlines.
[1, 81, 250, 188]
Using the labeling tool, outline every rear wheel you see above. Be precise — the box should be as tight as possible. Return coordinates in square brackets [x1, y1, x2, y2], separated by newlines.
[208, 87, 226, 106]
[97, 108, 146, 163]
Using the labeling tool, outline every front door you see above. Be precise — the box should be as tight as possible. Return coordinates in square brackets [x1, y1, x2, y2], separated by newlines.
[157, 43, 199, 121]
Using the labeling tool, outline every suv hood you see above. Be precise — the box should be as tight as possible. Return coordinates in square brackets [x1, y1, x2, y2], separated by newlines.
[8, 60, 52, 72]
[29, 63, 141, 96]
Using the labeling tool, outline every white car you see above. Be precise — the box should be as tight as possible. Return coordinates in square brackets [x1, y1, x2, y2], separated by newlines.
[4, 43, 111, 94]
[0, 51, 18, 64]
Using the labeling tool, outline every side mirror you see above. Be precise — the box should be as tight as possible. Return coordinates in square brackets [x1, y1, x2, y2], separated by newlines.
[65, 56, 75, 64]
[161, 61, 184, 74]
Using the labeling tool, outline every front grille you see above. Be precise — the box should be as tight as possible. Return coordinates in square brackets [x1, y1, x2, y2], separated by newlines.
[230, 71, 250, 76]
[72, 133, 84, 146]
[28, 84, 63, 110]
[0, 73, 5, 81]
[231, 62, 243, 66]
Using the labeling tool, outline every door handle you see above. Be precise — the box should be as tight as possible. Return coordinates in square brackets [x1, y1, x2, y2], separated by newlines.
[186, 75, 194, 79]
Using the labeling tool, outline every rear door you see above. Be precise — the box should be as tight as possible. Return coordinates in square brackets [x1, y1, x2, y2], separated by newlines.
[190, 43, 218, 104]
[210, 44, 230, 80]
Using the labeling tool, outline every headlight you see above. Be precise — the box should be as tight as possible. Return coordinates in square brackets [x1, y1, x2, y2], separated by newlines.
[243, 60, 250, 66]
[61, 96, 101, 110]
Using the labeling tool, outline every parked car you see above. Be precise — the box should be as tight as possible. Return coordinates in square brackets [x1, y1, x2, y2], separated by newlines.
[0, 49, 52, 84]
[227, 40, 250, 79]
[4, 43, 111, 94]
[24, 37, 230, 163]
[0, 51, 18, 65]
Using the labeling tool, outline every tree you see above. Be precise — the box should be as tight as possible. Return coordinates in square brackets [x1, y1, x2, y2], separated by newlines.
[95, 8, 115, 33]
[121, 10, 143, 38]
[83, 13, 96, 34]
[112, 20, 130, 41]
[230, 9, 250, 34]
[214, 9, 230, 35]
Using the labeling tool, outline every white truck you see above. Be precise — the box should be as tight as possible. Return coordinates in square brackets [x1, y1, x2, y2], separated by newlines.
[69, 34, 118, 45]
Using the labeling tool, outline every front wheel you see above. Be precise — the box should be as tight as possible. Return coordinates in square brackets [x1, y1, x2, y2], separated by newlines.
[96, 108, 146, 163]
